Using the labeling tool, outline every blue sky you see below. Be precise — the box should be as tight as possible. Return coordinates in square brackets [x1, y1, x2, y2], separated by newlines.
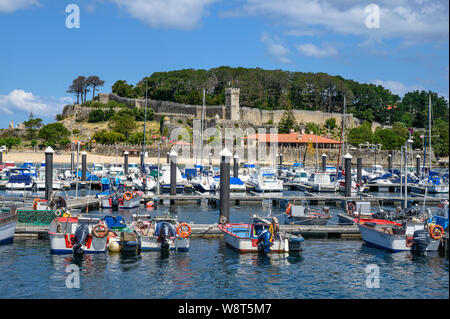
[0, 0, 448, 128]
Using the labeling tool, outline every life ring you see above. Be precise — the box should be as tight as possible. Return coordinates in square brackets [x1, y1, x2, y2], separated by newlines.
[430, 225, 444, 240]
[124, 191, 133, 201]
[92, 223, 108, 238]
[176, 223, 191, 238]
[286, 203, 292, 216]
[55, 209, 62, 217]
[346, 202, 355, 215]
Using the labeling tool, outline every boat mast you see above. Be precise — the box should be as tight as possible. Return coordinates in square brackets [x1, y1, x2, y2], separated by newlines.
[428, 94, 432, 176]
[336, 94, 345, 180]
[141, 80, 148, 174]
[200, 88, 205, 166]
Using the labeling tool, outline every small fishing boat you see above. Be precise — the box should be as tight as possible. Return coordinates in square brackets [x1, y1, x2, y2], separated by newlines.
[5, 169, 34, 190]
[284, 202, 331, 225]
[48, 214, 109, 255]
[218, 215, 303, 253]
[130, 214, 190, 251]
[0, 207, 17, 245]
[99, 190, 142, 210]
[357, 221, 443, 253]
[103, 216, 141, 255]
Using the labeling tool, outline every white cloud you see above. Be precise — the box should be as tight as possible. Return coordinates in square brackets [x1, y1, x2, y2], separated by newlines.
[261, 33, 291, 63]
[0, 0, 39, 13]
[0, 90, 73, 118]
[295, 43, 338, 58]
[111, 0, 217, 30]
[371, 80, 425, 97]
[234, 0, 449, 44]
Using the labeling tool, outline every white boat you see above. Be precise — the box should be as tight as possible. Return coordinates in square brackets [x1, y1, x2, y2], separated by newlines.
[130, 214, 190, 251]
[48, 215, 108, 254]
[337, 179, 365, 194]
[0, 209, 17, 245]
[100, 190, 142, 209]
[419, 177, 449, 193]
[307, 172, 337, 192]
[159, 164, 186, 192]
[35, 168, 66, 190]
[193, 175, 217, 192]
[132, 175, 157, 191]
[92, 163, 107, 177]
[248, 168, 283, 192]
[357, 221, 442, 253]
[218, 215, 303, 253]
[128, 162, 139, 174]
[291, 168, 310, 183]
[6, 172, 34, 190]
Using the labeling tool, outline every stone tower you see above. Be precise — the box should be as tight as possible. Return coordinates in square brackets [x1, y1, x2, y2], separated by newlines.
[225, 88, 240, 121]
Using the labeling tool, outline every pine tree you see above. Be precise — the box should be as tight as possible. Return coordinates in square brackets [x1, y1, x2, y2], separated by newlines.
[278, 107, 296, 133]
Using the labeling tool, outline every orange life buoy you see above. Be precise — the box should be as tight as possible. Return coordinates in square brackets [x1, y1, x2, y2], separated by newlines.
[123, 191, 133, 201]
[346, 202, 355, 215]
[176, 223, 191, 238]
[430, 225, 444, 240]
[92, 223, 108, 238]
[286, 203, 292, 216]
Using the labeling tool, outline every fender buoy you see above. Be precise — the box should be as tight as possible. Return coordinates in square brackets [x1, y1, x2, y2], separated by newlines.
[430, 225, 444, 240]
[33, 198, 40, 210]
[92, 223, 108, 238]
[176, 223, 191, 238]
[124, 191, 133, 201]
[346, 202, 355, 215]
[146, 201, 154, 208]
[286, 203, 292, 216]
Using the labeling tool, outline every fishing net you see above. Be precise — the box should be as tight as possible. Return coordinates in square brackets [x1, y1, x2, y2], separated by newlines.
[17, 209, 58, 226]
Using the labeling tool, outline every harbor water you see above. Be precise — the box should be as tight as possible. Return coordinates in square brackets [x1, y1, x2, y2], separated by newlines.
[0, 191, 448, 299]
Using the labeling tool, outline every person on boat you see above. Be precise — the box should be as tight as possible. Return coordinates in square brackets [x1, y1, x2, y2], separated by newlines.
[271, 217, 280, 239]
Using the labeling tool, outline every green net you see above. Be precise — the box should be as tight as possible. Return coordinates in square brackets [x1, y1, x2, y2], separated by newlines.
[17, 209, 57, 226]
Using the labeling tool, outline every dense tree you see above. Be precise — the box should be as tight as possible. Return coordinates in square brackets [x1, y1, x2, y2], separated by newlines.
[108, 109, 135, 138]
[38, 122, 70, 149]
[278, 107, 296, 133]
[348, 122, 373, 146]
[0, 137, 21, 150]
[23, 112, 43, 140]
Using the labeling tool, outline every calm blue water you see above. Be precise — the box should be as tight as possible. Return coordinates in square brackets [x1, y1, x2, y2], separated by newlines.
[0, 198, 449, 299]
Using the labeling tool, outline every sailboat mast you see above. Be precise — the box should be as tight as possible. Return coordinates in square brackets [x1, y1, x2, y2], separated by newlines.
[200, 88, 205, 165]
[428, 94, 432, 175]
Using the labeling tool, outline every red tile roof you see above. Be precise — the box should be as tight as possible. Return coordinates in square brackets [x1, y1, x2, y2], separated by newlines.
[246, 132, 341, 144]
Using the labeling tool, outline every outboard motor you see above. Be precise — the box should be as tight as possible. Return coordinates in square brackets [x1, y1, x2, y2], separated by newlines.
[156, 221, 176, 251]
[412, 229, 430, 254]
[72, 224, 90, 256]
[111, 195, 119, 211]
[257, 229, 272, 254]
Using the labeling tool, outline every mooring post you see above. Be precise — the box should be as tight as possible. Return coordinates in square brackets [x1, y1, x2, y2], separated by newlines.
[388, 153, 392, 173]
[416, 155, 420, 178]
[0, 149, 3, 164]
[170, 150, 178, 205]
[219, 147, 232, 224]
[124, 151, 129, 176]
[344, 153, 352, 198]
[81, 151, 87, 181]
[166, 152, 170, 164]
[322, 153, 327, 172]
[233, 154, 239, 178]
[45, 146, 54, 201]
[70, 142, 74, 173]
[357, 157, 362, 186]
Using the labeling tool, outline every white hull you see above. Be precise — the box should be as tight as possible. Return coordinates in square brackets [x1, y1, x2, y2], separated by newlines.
[140, 236, 189, 251]
[357, 224, 440, 252]
[6, 183, 33, 190]
[49, 233, 108, 254]
[0, 221, 16, 244]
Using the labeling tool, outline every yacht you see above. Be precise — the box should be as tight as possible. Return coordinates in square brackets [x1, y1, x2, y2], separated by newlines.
[248, 167, 283, 192]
